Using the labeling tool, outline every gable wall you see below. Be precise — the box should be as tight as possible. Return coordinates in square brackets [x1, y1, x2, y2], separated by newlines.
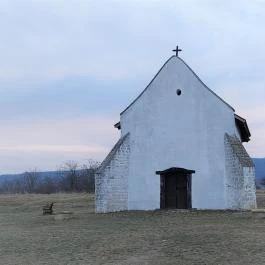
[120, 57, 239, 210]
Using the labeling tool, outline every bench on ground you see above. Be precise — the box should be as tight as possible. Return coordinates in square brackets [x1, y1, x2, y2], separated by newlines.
[43, 202, 54, 215]
[251, 209, 265, 213]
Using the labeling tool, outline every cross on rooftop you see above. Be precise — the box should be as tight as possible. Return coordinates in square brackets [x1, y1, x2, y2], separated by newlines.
[172, 45, 182, 57]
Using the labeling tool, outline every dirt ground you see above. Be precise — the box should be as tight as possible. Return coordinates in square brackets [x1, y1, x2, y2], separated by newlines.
[0, 192, 265, 265]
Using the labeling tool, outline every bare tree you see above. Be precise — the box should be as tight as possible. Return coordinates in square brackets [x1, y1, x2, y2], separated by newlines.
[58, 159, 100, 192]
[0, 159, 100, 194]
[60, 161, 79, 191]
[35, 176, 56, 194]
[0, 179, 14, 193]
[23, 169, 39, 193]
[0, 178, 25, 194]
[79, 159, 100, 192]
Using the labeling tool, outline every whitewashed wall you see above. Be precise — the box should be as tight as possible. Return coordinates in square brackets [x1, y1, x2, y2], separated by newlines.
[120, 56, 243, 210]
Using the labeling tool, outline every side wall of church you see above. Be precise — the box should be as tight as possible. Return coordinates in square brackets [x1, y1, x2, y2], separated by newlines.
[120, 57, 244, 210]
[95, 134, 130, 213]
[224, 134, 256, 209]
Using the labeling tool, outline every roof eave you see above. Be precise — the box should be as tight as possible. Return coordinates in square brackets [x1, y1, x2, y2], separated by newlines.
[234, 114, 251, 142]
[114, 121, 121, 130]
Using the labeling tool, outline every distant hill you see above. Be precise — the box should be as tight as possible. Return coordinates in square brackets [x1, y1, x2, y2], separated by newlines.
[0, 171, 62, 184]
[253, 158, 265, 182]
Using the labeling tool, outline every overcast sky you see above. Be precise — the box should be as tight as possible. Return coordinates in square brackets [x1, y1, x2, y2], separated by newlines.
[0, 0, 264, 174]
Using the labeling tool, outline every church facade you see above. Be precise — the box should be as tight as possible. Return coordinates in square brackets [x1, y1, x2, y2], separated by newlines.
[95, 55, 257, 213]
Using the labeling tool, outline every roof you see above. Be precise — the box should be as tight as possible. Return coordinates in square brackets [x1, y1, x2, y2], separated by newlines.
[156, 167, 195, 175]
[225, 134, 253, 167]
[96, 133, 129, 174]
[234, 114, 251, 142]
[120, 55, 235, 116]
[114, 121, 121, 130]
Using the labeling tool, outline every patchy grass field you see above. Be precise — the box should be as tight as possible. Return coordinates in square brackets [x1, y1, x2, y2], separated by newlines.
[1, 192, 265, 265]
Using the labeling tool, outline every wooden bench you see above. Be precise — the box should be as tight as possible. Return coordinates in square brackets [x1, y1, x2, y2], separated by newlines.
[43, 202, 54, 215]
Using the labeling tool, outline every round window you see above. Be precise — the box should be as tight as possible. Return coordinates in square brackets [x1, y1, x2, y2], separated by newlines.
[176, 89, 182, 96]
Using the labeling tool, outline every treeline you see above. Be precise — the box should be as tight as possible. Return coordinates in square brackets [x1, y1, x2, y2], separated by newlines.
[0, 160, 100, 194]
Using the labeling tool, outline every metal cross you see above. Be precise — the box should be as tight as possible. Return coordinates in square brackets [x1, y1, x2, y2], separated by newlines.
[172, 45, 182, 57]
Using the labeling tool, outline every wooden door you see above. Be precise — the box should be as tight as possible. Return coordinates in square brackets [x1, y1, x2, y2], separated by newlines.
[176, 174, 187, 208]
[165, 175, 177, 208]
[161, 173, 191, 209]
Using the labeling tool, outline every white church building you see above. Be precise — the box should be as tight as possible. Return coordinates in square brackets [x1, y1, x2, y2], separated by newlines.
[95, 50, 257, 212]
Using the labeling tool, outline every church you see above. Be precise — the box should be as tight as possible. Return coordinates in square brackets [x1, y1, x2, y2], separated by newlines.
[95, 48, 257, 213]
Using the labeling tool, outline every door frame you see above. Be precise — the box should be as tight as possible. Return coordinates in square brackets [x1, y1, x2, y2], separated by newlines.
[156, 167, 195, 209]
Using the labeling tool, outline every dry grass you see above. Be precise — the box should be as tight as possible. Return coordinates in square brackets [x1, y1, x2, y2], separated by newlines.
[0, 192, 265, 264]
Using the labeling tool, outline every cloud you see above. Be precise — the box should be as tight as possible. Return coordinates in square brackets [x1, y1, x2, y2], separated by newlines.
[0, 74, 146, 124]
[0, 0, 264, 172]
[0, 150, 103, 174]
[0, 144, 105, 153]
[1, 0, 264, 83]
[0, 115, 120, 173]
[0, 116, 118, 146]
[0, 0, 166, 81]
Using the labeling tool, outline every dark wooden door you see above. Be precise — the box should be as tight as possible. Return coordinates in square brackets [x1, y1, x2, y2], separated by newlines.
[165, 175, 177, 208]
[176, 175, 187, 209]
[163, 173, 191, 209]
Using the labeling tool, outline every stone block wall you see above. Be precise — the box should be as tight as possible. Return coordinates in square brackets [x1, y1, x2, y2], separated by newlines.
[95, 133, 130, 213]
[224, 133, 256, 209]
[242, 167, 257, 209]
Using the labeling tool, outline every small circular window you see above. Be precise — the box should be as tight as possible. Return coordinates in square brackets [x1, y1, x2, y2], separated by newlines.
[176, 89, 182, 96]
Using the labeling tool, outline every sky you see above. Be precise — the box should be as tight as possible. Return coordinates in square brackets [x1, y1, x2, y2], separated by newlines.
[0, 0, 264, 174]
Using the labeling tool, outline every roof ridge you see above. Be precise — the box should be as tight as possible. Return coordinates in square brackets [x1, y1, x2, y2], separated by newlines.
[120, 56, 175, 115]
[177, 57, 235, 111]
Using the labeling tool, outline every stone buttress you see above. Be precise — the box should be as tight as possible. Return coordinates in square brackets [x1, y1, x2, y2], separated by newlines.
[225, 133, 256, 209]
[95, 133, 130, 213]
